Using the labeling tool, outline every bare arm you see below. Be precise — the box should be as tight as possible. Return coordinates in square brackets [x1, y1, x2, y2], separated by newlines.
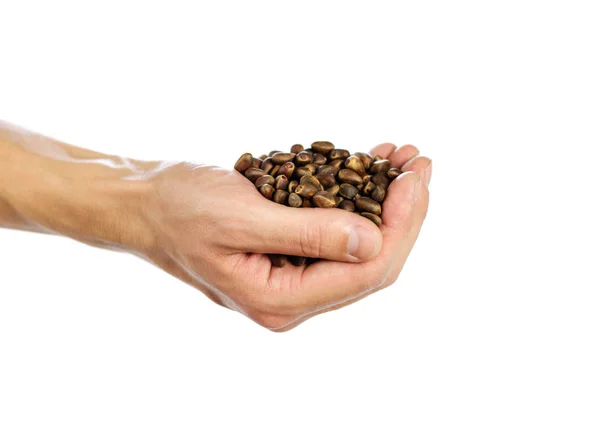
[0, 121, 157, 249]
[0, 120, 431, 331]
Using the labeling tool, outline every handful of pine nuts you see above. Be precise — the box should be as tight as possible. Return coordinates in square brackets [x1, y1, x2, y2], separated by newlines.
[234, 141, 400, 267]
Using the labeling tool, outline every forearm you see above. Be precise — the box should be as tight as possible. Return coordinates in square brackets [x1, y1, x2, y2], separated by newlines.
[0, 121, 157, 251]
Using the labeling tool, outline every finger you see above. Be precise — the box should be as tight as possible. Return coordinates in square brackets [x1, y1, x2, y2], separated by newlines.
[387, 145, 420, 168]
[268, 172, 423, 313]
[261, 164, 432, 330]
[383, 157, 431, 280]
[235, 204, 383, 263]
[268, 287, 369, 332]
[361, 171, 426, 287]
[301, 171, 424, 307]
[369, 143, 397, 159]
[402, 156, 433, 187]
[271, 171, 430, 330]
[384, 179, 429, 286]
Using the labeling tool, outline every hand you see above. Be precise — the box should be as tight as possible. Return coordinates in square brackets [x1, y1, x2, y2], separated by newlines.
[0, 123, 430, 331]
[140, 144, 431, 331]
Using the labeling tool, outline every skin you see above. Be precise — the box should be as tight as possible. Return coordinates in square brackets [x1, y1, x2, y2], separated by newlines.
[0, 120, 432, 331]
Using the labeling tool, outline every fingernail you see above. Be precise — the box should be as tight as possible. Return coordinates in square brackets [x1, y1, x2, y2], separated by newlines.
[347, 224, 382, 261]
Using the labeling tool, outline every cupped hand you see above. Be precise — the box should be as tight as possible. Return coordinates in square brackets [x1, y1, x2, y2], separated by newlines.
[141, 144, 431, 331]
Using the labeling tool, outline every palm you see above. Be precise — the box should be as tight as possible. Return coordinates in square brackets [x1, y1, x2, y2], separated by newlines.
[226, 144, 431, 330]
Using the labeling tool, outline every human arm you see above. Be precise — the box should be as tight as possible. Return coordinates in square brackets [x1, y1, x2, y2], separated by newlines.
[0, 120, 431, 330]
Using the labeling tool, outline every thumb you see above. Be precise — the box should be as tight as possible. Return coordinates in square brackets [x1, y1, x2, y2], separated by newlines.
[241, 204, 383, 262]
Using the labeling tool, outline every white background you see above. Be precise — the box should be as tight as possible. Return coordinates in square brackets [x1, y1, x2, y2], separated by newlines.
[1, 1, 599, 428]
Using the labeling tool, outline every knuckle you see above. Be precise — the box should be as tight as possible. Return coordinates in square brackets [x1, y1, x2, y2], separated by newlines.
[386, 272, 400, 287]
[298, 222, 325, 258]
[363, 268, 388, 292]
[251, 312, 296, 331]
